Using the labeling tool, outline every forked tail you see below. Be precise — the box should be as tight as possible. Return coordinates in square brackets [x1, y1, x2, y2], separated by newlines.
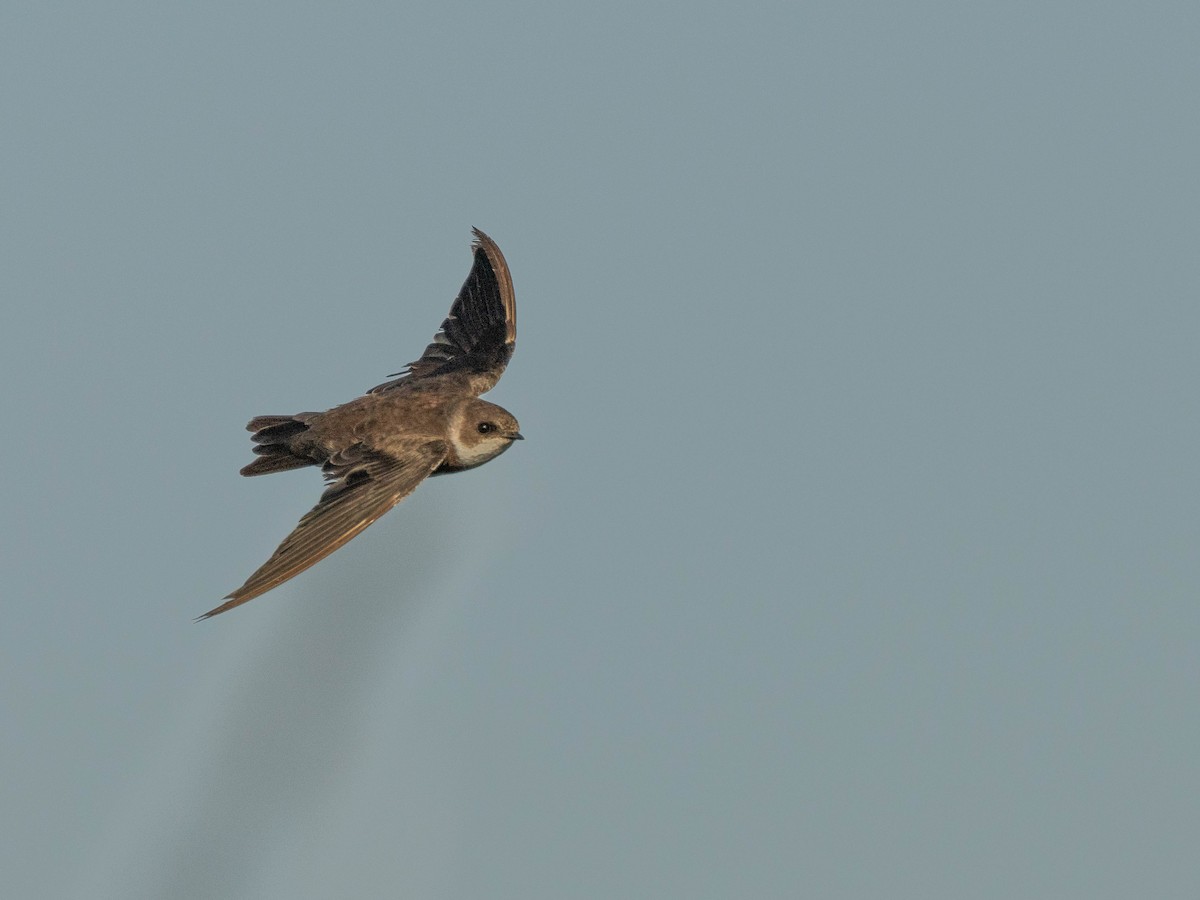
[240, 414, 318, 476]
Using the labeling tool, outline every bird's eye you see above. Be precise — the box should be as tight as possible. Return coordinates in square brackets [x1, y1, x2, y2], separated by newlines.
[478, 422, 494, 434]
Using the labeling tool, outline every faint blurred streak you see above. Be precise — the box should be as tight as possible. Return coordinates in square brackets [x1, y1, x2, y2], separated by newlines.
[78, 496, 464, 899]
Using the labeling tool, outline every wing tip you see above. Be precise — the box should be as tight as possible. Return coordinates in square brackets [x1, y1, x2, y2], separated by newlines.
[195, 584, 269, 621]
[196, 580, 272, 620]
[469, 226, 515, 344]
[194, 594, 238, 622]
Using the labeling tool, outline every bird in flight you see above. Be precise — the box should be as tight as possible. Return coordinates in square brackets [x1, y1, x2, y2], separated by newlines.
[199, 228, 521, 620]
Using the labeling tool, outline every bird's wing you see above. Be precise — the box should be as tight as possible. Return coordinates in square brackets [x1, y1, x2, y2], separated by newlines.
[199, 441, 446, 620]
[370, 228, 516, 397]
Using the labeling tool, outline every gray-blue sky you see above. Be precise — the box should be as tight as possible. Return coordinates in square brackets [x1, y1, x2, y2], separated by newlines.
[2, 2, 1198, 897]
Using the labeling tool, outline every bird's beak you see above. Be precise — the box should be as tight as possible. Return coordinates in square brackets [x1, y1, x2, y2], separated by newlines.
[509, 432, 524, 441]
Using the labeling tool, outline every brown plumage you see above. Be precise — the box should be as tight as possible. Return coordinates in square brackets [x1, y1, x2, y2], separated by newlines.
[200, 229, 522, 620]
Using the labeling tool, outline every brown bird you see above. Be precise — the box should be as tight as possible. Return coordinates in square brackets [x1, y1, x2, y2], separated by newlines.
[200, 228, 521, 620]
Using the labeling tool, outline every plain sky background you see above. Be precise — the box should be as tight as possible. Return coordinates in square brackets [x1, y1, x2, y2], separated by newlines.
[2, 3, 1198, 897]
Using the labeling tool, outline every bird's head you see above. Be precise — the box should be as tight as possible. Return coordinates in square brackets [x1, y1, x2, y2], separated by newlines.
[448, 399, 523, 469]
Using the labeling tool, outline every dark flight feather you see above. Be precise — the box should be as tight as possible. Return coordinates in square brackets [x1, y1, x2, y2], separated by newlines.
[370, 228, 515, 396]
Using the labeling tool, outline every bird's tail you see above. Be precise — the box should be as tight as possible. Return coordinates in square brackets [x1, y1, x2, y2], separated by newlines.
[240, 414, 319, 476]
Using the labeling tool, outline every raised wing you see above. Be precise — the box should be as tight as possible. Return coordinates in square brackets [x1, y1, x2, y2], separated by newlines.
[371, 228, 516, 396]
[199, 442, 446, 620]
